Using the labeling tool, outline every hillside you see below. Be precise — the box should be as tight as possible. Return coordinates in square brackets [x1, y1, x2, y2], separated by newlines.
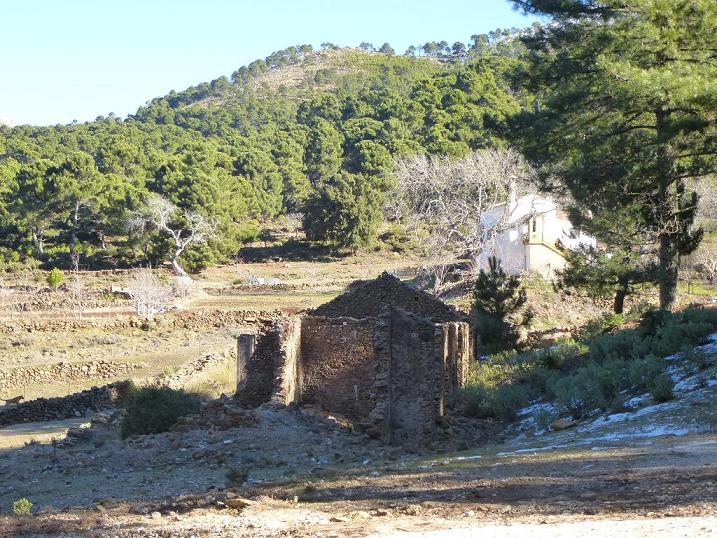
[0, 33, 529, 273]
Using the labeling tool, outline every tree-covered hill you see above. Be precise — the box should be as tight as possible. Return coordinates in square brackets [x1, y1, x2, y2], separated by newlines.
[0, 30, 531, 272]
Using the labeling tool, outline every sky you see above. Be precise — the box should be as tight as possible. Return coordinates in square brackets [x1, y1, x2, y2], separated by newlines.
[0, 0, 539, 126]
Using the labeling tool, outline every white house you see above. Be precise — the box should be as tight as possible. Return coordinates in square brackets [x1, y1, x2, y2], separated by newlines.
[479, 193, 595, 279]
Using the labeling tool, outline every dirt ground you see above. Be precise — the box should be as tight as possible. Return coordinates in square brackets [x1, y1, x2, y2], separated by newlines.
[1, 392, 717, 538]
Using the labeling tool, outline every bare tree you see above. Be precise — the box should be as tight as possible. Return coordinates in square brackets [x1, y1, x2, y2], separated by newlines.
[126, 268, 174, 320]
[128, 195, 216, 278]
[67, 254, 87, 319]
[394, 148, 535, 291]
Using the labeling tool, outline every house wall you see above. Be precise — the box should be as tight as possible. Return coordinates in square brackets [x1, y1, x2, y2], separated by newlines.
[300, 316, 378, 420]
[237, 311, 471, 446]
[526, 242, 569, 279]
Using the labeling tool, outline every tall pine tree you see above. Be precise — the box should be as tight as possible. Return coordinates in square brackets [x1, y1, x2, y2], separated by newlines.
[514, 0, 717, 310]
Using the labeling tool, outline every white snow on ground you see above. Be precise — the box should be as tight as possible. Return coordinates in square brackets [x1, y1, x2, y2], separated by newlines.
[497, 331, 717, 455]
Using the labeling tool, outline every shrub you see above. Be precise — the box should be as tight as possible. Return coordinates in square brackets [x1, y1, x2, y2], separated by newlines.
[684, 349, 711, 371]
[548, 360, 625, 418]
[473, 257, 533, 353]
[226, 466, 248, 484]
[589, 329, 646, 362]
[46, 267, 64, 288]
[460, 383, 527, 420]
[627, 354, 666, 388]
[649, 373, 675, 403]
[120, 383, 201, 439]
[533, 408, 554, 432]
[13, 497, 32, 515]
[579, 313, 626, 343]
[538, 339, 587, 370]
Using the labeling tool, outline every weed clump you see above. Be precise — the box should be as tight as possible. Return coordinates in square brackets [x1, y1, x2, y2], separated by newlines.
[13, 497, 32, 515]
[120, 382, 201, 439]
[46, 267, 64, 289]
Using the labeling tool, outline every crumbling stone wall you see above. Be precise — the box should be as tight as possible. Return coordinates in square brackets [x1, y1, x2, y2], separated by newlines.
[0, 360, 141, 392]
[300, 316, 378, 420]
[270, 316, 303, 405]
[0, 382, 129, 427]
[237, 309, 471, 446]
[367, 308, 471, 444]
[236, 325, 280, 408]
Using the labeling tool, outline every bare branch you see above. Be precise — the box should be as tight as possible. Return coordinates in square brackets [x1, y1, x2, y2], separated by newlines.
[394, 149, 536, 290]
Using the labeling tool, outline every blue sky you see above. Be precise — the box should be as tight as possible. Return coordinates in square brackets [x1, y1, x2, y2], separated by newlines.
[0, 0, 538, 126]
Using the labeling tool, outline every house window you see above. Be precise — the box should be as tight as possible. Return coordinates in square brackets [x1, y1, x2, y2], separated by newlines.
[532, 219, 537, 233]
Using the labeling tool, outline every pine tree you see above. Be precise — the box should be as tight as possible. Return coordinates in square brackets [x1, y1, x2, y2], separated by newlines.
[514, 0, 717, 310]
[473, 256, 533, 353]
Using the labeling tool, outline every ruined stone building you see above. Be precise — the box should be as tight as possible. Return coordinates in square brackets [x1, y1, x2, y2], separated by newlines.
[236, 273, 472, 446]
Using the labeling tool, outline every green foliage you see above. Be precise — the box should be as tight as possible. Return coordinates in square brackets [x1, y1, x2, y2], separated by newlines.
[120, 383, 201, 438]
[650, 374, 675, 403]
[46, 267, 64, 288]
[303, 172, 384, 251]
[460, 306, 717, 421]
[13, 497, 32, 515]
[556, 208, 659, 314]
[473, 256, 533, 353]
[537, 339, 587, 370]
[0, 44, 523, 263]
[533, 408, 554, 432]
[515, 0, 717, 309]
[226, 466, 249, 484]
[578, 313, 626, 343]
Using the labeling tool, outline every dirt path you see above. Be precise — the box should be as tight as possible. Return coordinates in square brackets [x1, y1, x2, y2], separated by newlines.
[0, 418, 88, 450]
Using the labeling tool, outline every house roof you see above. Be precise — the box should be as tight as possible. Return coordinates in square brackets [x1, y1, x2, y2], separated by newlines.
[482, 193, 558, 228]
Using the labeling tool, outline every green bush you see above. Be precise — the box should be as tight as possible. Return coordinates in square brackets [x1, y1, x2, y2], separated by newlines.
[548, 361, 624, 418]
[13, 497, 32, 515]
[533, 408, 554, 432]
[579, 313, 626, 343]
[120, 383, 201, 439]
[460, 383, 528, 420]
[538, 339, 587, 370]
[627, 354, 666, 388]
[46, 267, 65, 288]
[459, 306, 717, 423]
[649, 373, 675, 403]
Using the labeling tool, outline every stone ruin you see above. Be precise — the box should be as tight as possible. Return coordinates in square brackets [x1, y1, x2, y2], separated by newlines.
[235, 273, 472, 446]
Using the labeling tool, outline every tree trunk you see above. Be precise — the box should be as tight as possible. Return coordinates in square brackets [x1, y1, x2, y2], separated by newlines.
[613, 288, 627, 314]
[658, 228, 679, 311]
[655, 109, 679, 311]
[69, 201, 80, 259]
[32, 229, 44, 255]
[171, 250, 189, 277]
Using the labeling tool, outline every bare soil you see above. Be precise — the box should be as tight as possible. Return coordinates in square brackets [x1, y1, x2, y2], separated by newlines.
[2, 421, 716, 537]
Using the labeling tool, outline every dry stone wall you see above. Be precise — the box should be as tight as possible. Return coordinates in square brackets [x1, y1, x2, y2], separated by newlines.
[0, 360, 141, 392]
[300, 316, 377, 420]
[237, 307, 471, 446]
[159, 350, 235, 390]
[0, 309, 281, 334]
[0, 382, 129, 427]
